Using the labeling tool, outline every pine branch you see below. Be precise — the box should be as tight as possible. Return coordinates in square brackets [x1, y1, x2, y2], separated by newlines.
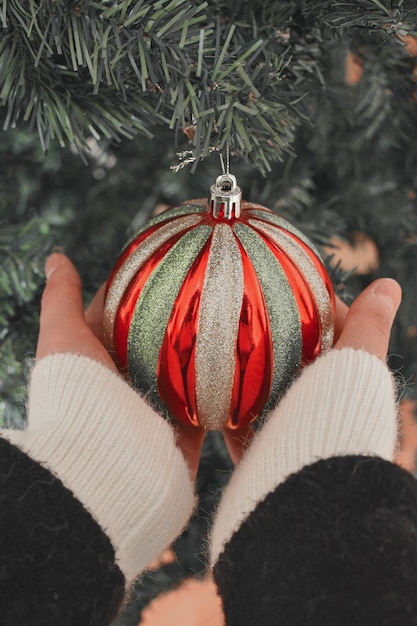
[302, 0, 417, 37]
[0, 218, 50, 327]
[1, 0, 204, 147]
[1, 0, 416, 172]
[0, 0, 314, 172]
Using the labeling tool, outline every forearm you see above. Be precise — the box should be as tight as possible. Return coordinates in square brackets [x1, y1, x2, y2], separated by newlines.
[211, 348, 399, 565]
[3, 353, 195, 581]
[210, 348, 405, 626]
[0, 436, 125, 626]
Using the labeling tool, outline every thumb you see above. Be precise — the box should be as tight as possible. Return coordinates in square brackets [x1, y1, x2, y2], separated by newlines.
[334, 278, 402, 361]
[37, 253, 116, 370]
[37, 253, 85, 359]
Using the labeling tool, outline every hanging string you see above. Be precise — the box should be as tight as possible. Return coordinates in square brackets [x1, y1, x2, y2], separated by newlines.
[219, 145, 230, 175]
[219, 151, 225, 175]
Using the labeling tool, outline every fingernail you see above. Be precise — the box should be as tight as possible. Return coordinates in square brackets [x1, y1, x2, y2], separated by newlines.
[45, 252, 66, 280]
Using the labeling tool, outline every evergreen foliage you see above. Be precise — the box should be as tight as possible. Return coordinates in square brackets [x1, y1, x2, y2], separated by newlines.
[1, 1, 417, 622]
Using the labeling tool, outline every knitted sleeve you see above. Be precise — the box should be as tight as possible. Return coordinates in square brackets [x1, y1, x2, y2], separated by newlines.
[3, 354, 195, 582]
[210, 348, 399, 565]
[210, 348, 415, 626]
[0, 435, 125, 626]
[214, 456, 417, 626]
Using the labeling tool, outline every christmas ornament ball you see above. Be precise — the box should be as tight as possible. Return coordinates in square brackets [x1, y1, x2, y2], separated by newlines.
[103, 175, 335, 430]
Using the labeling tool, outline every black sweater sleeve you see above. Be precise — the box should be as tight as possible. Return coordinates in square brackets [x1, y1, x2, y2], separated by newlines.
[0, 437, 125, 626]
[214, 455, 417, 626]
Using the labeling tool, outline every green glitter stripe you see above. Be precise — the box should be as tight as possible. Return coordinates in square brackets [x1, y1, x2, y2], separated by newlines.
[234, 223, 302, 412]
[246, 209, 322, 259]
[128, 224, 212, 402]
[121, 203, 208, 254]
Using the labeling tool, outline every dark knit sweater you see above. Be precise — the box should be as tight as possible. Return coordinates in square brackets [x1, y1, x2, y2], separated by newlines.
[214, 455, 417, 626]
[1, 348, 415, 626]
[0, 437, 124, 626]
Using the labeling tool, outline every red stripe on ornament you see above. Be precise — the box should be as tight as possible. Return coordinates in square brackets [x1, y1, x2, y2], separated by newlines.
[277, 229, 336, 345]
[294, 234, 336, 320]
[285, 232, 335, 310]
[243, 209, 332, 300]
[229, 235, 273, 430]
[157, 235, 213, 428]
[251, 227, 322, 364]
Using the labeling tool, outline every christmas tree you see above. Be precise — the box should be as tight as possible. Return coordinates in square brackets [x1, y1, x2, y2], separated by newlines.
[1, 1, 417, 623]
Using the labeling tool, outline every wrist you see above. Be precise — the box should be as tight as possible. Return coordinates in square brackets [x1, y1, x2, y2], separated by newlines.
[6, 354, 196, 580]
[210, 348, 399, 566]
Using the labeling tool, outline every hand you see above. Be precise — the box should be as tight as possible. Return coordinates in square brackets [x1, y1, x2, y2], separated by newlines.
[334, 278, 402, 361]
[36, 253, 117, 372]
[225, 278, 402, 467]
[36, 253, 205, 478]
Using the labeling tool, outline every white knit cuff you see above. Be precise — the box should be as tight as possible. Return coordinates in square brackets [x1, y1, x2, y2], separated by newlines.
[4, 354, 195, 581]
[210, 348, 399, 566]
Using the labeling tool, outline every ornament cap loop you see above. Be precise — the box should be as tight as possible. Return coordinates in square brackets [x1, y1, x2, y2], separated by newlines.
[209, 174, 242, 220]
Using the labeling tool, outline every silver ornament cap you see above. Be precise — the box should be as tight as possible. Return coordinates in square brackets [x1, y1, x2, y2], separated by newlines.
[209, 174, 242, 219]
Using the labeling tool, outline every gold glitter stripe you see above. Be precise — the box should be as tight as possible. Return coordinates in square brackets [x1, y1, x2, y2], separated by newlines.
[119, 203, 208, 254]
[249, 220, 334, 350]
[245, 208, 322, 258]
[103, 214, 204, 352]
[234, 223, 302, 411]
[195, 225, 244, 430]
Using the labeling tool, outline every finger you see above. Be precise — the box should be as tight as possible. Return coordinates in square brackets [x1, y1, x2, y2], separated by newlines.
[334, 278, 402, 361]
[333, 295, 349, 344]
[223, 424, 255, 467]
[175, 425, 205, 481]
[37, 253, 85, 358]
[37, 254, 117, 370]
[85, 283, 107, 342]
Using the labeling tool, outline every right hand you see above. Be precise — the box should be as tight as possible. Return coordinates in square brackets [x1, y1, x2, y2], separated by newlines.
[36, 253, 117, 372]
[334, 278, 402, 361]
[225, 278, 402, 467]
